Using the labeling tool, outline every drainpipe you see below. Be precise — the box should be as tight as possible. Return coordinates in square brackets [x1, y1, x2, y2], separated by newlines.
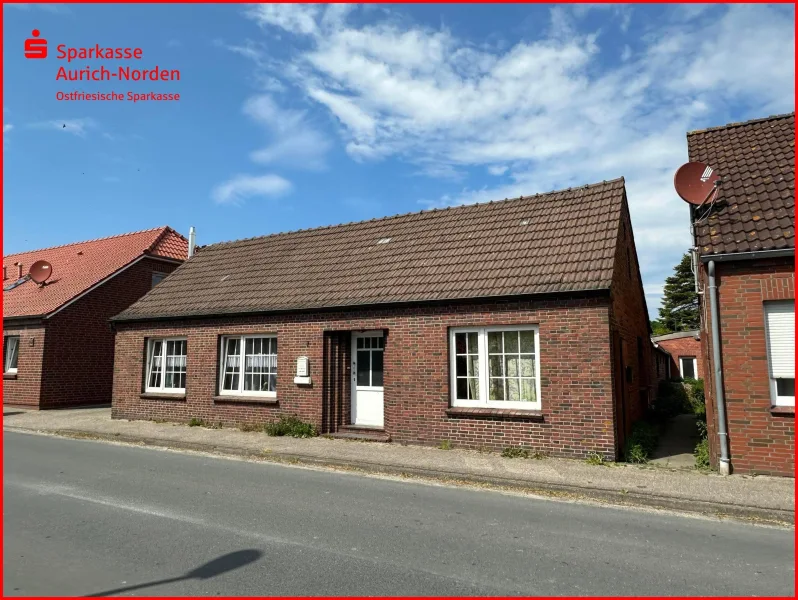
[707, 260, 731, 475]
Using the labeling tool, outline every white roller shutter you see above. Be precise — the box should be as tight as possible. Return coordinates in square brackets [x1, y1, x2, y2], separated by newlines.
[765, 301, 795, 379]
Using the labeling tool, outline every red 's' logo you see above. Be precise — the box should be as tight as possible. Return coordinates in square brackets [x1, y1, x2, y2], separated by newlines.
[24, 29, 47, 59]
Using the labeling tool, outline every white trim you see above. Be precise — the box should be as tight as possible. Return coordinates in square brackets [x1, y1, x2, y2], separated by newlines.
[449, 325, 542, 410]
[217, 334, 277, 398]
[764, 301, 795, 407]
[678, 356, 698, 380]
[145, 337, 187, 394]
[45, 255, 183, 319]
[4, 335, 19, 374]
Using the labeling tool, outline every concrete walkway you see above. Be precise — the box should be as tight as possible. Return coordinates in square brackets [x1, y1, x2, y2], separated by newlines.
[650, 413, 701, 469]
[3, 407, 794, 525]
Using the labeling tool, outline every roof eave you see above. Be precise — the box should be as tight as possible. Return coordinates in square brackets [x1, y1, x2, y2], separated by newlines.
[699, 248, 794, 263]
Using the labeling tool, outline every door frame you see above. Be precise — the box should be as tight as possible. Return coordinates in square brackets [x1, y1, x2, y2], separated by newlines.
[350, 330, 385, 427]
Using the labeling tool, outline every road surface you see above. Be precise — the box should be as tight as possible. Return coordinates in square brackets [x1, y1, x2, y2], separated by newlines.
[3, 431, 794, 596]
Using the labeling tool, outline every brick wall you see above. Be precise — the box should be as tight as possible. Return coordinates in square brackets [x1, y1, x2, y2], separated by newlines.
[655, 336, 702, 380]
[699, 256, 795, 476]
[607, 195, 653, 449]
[2, 322, 46, 407]
[37, 257, 181, 408]
[112, 295, 622, 459]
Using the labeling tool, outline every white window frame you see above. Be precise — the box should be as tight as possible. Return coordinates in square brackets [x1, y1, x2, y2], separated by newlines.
[218, 334, 277, 398]
[4, 336, 19, 374]
[449, 325, 542, 410]
[764, 301, 795, 407]
[145, 337, 187, 394]
[679, 356, 698, 380]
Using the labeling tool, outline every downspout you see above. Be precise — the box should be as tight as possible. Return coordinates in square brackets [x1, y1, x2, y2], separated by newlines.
[707, 260, 731, 475]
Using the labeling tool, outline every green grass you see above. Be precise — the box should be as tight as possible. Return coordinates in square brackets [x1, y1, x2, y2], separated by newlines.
[502, 447, 530, 459]
[264, 415, 318, 438]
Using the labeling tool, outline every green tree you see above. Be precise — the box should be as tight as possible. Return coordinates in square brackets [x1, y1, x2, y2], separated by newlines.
[657, 253, 699, 333]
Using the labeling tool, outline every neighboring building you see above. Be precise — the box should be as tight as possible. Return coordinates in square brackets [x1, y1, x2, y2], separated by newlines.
[651, 342, 672, 384]
[688, 113, 795, 476]
[3, 227, 188, 409]
[651, 330, 702, 380]
[110, 178, 652, 460]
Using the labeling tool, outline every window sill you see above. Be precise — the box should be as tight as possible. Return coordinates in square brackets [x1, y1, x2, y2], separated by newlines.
[3, 373, 17, 380]
[770, 405, 795, 416]
[140, 392, 186, 401]
[446, 407, 544, 421]
[213, 395, 278, 406]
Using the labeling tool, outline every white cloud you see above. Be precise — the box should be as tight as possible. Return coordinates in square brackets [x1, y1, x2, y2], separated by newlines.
[245, 4, 321, 36]
[30, 118, 98, 137]
[238, 4, 794, 316]
[211, 174, 292, 206]
[242, 95, 331, 170]
[3, 124, 12, 134]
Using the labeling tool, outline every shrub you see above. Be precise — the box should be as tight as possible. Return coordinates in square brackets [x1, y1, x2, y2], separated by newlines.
[438, 440, 452, 450]
[684, 378, 706, 417]
[264, 415, 318, 438]
[188, 417, 206, 427]
[501, 447, 530, 459]
[623, 421, 660, 463]
[694, 438, 710, 469]
[650, 380, 689, 422]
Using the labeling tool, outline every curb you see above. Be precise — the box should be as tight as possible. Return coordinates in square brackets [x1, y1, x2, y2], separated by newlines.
[5, 426, 794, 527]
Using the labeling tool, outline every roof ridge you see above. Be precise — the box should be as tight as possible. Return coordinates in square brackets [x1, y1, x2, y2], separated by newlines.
[3, 226, 169, 259]
[206, 177, 626, 250]
[687, 112, 795, 136]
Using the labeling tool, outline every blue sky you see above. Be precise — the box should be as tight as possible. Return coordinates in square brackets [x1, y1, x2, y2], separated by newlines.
[3, 3, 795, 317]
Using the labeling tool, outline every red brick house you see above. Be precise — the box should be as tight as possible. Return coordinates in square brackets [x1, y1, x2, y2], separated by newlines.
[688, 113, 794, 476]
[3, 227, 188, 409]
[110, 178, 652, 460]
[651, 330, 702, 380]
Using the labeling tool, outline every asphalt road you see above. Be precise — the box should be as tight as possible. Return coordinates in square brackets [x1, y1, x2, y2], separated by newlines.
[3, 431, 794, 597]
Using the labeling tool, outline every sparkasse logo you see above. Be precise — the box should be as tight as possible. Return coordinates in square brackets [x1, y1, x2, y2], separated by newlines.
[24, 29, 47, 59]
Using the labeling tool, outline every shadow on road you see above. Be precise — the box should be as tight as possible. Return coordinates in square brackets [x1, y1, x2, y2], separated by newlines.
[85, 549, 263, 597]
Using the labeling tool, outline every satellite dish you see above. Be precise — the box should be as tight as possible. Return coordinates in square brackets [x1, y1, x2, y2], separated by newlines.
[29, 260, 52, 284]
[674, 162, 720, 205]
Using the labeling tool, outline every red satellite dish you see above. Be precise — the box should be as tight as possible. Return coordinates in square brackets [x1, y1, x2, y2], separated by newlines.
[674, 162, 720, 205]
[29, 260, 53, 284]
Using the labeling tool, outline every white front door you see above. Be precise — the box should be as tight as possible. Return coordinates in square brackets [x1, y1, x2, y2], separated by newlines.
[351, 332, 384, 427]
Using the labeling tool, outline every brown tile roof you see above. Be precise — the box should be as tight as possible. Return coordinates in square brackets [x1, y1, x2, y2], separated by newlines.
[687, 113, 795, 256]
[113, 178, 627, 322]
[4, 227, 188, 319]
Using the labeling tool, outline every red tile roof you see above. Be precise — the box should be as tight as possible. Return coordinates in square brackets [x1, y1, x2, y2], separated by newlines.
[3, 227, 188, 319]
[114, 179, 627, 322]
[687, 113, 795, 255]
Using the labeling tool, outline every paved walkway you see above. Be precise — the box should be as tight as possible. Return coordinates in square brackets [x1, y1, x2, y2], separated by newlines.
[3, 407, 794, 525]
[650, 413, 701, 469]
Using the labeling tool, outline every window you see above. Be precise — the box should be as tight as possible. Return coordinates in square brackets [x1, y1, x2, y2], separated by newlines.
[764, 301, 795, 406]
[4, 336, 19, 373]
[145, 338, 187, 393]
[355, 335, 383, 387]
[151, 272, 167, 288]
[219, 335, 277, 397]
[679, 356, 697, 380]
[450, 326, 541, 410]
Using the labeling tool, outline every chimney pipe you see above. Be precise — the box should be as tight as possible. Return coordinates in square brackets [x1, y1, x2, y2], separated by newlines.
[2, 266, 7, 281]
[16, 263, 23, 278]
[188, 226, 196, 258]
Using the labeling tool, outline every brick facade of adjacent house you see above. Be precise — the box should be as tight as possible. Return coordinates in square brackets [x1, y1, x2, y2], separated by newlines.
[700, 256, 795, 476]
[654, 336, 703, 381]
[3, 257, 181, 409]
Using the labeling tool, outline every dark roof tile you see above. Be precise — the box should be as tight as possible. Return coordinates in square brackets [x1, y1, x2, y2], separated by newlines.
[688, 113, 795, 255]
[113, 179, 627, 321]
